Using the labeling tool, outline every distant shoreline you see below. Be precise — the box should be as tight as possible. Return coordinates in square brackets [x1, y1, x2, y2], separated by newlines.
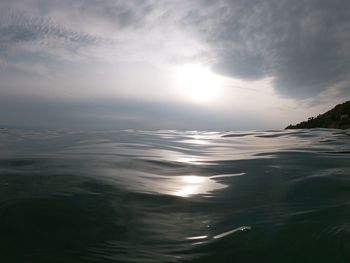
[286, 101, 350, 129]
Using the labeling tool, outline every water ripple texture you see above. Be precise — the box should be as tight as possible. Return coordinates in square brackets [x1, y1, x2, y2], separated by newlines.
[0, 128, 349, 262]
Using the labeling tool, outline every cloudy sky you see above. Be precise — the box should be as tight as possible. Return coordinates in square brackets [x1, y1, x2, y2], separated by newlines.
[1, 0, 349, 130]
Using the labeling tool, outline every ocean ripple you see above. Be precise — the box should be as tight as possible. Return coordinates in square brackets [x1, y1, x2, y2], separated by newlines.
[0, 128, 349, 262]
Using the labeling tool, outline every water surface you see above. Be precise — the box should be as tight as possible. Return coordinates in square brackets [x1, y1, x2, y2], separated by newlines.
[0, 128, 350, 262]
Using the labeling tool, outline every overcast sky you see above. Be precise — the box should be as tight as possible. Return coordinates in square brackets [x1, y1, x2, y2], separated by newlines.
[1, 0, 349, 130]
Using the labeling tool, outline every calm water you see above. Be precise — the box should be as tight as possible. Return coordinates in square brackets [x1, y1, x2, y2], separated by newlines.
[0, 128, 350, 262]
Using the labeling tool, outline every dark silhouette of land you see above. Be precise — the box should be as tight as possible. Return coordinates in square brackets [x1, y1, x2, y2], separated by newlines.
[286, 101, 350, 129]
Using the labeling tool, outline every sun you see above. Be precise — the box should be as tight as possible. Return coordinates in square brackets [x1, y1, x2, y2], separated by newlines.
[175, 63, 221, 103]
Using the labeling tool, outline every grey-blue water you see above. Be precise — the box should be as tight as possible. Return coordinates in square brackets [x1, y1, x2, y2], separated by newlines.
[0, 128, 350, 262]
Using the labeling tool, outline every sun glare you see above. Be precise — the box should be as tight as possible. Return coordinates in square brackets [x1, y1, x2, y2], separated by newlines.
[175, 64, 221, 103]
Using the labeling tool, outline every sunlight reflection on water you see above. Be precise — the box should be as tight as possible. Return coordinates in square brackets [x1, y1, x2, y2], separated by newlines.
[173, 175, 226, 197]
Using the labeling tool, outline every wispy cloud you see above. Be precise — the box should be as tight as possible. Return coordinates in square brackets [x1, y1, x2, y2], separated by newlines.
[0, 11, 107, 61]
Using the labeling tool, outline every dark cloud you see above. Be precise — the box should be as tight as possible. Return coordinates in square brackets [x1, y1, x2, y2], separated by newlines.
[187, 0, 350, 98]
[76, 0, 155, 28]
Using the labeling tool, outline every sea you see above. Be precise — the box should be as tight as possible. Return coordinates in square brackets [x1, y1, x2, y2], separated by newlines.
[0, 128, 349, 262]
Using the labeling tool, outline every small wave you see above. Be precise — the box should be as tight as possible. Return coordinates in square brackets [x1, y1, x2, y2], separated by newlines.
[213, 226, 252, 240]
[222, 133, 257, 138]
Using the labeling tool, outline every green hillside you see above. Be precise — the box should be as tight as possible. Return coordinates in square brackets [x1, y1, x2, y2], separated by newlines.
[286, 101, 350, 129]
